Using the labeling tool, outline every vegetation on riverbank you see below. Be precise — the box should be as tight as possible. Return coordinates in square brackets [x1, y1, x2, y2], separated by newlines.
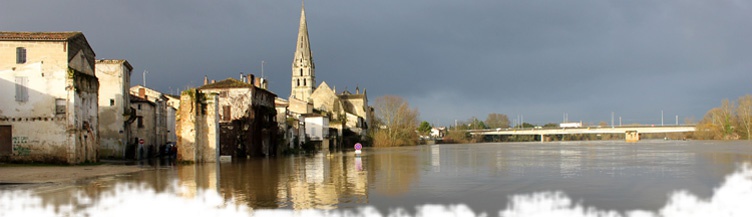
[371, 95, 419, 147]
[696, 95, 752, 140]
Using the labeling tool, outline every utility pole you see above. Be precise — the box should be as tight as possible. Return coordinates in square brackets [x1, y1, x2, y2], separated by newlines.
[619, 116, 622, 126]
[611, 112, 614, 128]
[676, 115, 679, 126]
[261, 60, 266, 78]
[661, 110, 664, 126]
[142, 70, 149, 87]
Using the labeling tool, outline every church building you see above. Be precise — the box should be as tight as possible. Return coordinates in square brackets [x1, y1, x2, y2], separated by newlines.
[287, 3, 373, 144]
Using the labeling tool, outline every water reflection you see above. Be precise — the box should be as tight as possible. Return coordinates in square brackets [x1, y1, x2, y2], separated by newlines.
[4, 140, 752, 214]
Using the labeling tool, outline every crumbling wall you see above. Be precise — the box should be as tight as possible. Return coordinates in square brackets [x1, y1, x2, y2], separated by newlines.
[177, 90, 218, 163]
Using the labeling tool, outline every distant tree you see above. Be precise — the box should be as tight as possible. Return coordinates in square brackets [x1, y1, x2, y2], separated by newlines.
[418, 121, 432, 135]
[598, 121, 609, 127]
[543, 123, 559, 128]
[468, 117, 487, 130]
[485, 113, 510, 129]
[373, 95, 419, 147]
[737, 95, 752, 140]
[697, 99, 739, 140]
[520, 122, 535, 128]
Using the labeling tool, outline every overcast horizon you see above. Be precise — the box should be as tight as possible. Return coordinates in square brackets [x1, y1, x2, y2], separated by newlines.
[3, 0, 751, 127]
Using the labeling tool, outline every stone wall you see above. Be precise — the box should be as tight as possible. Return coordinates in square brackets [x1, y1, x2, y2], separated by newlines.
[176, 90, 219, 163]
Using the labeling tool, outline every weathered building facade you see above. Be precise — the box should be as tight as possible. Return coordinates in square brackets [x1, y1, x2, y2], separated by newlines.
[197, 76, 278, 158]
[96, 59, 133, 159]
[0, 32, 99, 164]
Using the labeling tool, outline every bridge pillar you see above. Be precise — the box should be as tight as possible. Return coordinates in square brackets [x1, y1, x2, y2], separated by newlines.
[626, 130, 639, 143]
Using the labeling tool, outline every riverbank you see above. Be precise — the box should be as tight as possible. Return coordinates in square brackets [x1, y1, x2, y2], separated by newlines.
[0, 163, 148, 186]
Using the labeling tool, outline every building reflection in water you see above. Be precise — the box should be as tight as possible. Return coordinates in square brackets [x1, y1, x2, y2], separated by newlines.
[432, 145, 441, 172]
[175, 152, 371, 210]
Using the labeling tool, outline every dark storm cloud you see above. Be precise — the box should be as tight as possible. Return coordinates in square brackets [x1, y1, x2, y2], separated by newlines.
[3, 0, 751, 126]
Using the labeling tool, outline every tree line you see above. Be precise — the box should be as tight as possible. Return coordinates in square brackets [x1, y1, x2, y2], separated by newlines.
[695, 95, 752, 140]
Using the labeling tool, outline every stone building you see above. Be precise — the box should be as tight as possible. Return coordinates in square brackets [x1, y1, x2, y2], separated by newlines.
[96, 59, 134, 159]
[197, 75, 278, 157]
[0, 32, 99, 164]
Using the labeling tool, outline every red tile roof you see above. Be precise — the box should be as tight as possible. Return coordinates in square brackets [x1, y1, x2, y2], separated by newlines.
[0, 32, 82, 41]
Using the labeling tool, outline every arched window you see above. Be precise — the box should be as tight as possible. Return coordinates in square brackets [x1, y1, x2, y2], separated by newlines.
[297, 79, 300, 87]
[300, 69, 303, 76]
[304, 79, 307, 86]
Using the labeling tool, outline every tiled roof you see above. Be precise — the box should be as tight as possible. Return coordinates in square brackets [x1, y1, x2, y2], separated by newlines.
[0, 32, 82, 41]
[129, 94, 154, 105]
[198, 78, 254, 90]
[96, 59, 133, 71]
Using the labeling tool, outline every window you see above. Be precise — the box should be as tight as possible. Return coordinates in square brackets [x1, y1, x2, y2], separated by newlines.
[297, 79, 300, 87]
[137, 117, 144, 128]
[55, 98, 66, 115]
[219, 91, 228, 98]
[16, 47, 26, 64]
[223, 106, 231, 121]
[300, 69, 303, 76]
[15, 77, 28, 102]
[110, 99, 115, 106]
[303, 79, 306, 86]
[137, 104, 141, 110]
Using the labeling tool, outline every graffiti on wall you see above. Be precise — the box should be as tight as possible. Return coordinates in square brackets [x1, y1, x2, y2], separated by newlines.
[12, 136, 30, 156]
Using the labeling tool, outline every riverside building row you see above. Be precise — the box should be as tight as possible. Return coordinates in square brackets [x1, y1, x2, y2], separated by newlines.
[0, 32, 286, 164]
[0, 32, 183, 163]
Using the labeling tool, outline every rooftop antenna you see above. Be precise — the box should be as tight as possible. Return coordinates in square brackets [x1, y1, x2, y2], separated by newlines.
[142, 70, 149, 87]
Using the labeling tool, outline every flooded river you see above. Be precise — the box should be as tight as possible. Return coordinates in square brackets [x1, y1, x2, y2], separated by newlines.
[2, 140, 752, 216]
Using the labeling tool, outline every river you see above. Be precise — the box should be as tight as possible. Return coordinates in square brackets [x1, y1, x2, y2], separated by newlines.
[2, 140, 752, 216]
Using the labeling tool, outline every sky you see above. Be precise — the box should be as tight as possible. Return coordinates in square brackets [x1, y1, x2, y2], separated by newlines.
[3, 0, 751, 127]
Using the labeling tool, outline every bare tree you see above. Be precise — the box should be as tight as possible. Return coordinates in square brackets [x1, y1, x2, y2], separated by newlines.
[698, 99, 740, 140]
[720, 99, 737, 138]
[485, 113, 510, 129]
[737, 95, 752, 140]
[373, 95, 419, 147]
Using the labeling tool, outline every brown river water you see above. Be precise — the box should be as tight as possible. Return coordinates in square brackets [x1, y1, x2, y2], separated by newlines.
[2, 140, 752, 216]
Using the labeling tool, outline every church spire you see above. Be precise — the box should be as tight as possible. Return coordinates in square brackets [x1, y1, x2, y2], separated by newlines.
[291, 1, 316, 102]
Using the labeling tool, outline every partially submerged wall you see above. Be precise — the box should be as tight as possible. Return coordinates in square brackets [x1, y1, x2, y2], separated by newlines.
[176, 90, 218, 163]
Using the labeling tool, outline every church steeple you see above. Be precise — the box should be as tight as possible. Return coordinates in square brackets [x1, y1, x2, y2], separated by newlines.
[291, 1, 316, 102]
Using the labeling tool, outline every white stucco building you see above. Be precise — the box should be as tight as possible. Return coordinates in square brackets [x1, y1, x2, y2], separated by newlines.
[0, 32, 99, 164]
[96, 59, 133, 159]
[303, 114, 329, 141]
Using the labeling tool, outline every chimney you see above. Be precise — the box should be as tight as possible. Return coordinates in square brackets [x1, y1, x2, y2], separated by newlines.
[247, 74, 254, 85]
[203, 76, 208, 85]
[254, 77, 261, 87]
[211, 80, 216, 84]
[139, 88, 145, 98]
[261, 78, 268, 89]
[249, 74, 255, 86]
[239, 72, 244, 82]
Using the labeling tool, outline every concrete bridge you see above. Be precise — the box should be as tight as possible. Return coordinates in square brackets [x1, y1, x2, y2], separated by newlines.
[469, 126, 696, 142]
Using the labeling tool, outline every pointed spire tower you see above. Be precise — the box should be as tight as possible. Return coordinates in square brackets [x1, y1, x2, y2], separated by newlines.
[291, 1, 316, 102]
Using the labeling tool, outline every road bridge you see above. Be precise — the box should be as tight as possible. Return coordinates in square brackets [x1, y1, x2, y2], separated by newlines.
[470, 126, 695, 142]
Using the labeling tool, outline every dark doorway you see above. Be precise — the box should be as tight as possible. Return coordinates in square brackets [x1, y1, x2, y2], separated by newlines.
[0, 125, 11, 156]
